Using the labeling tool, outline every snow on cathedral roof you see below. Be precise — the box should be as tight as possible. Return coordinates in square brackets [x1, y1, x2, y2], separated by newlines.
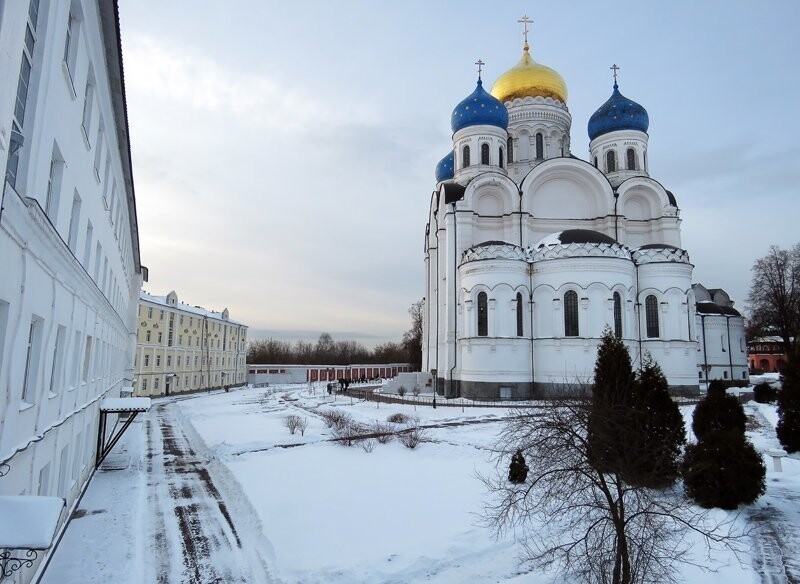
[536, 229, 618, 247]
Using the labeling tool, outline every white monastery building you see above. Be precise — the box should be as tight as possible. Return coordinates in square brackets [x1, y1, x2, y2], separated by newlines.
[134, 290, 248, 397]
[0, 0, 144, 580]
[422, 24, 746, 399]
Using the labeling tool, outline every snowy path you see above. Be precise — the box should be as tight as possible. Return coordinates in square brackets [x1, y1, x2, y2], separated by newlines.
[145, 402, 277, 584]
[745, 405, 800, 584]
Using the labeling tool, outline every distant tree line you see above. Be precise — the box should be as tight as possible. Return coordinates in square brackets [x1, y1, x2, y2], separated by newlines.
[247, 300, 423, 369]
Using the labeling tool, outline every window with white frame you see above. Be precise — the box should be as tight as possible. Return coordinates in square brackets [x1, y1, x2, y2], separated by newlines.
[564, 291, 579, 337]
[477, 292, 488, 337]
[22, 316, 43, 401]
[613, 292, 623, 338]
[645, 295, 659, 338]
[82, 335, 92, 382]
[67, 191, 82, 252]
[45, 147, 65, 222]
[49, 325, 67, 394]
[81, 72, 94, 140]
[7, 0, 42, 188]
[63, 10, 80, 83]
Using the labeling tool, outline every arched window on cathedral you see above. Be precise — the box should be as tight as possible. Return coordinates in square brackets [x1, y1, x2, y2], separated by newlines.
[498, 147, 504, 168]
[516, 292, 524, 337]
[462, 145, 470, 168]
[477, 292, 488, 337]
[626, 148, 636, 170]
[535, 133, 544, 159]
[645, 295, 659, 338]
[481, 143, 490, 165]
[594, 156, 598, 168]
[564, 290, 579, 337]
[613, 292, 622, 338]
[606, 150, 616, 172]
[507, 136, 514, 163]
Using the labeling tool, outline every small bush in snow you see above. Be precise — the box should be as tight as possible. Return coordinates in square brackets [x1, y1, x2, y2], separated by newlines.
[285, 415, 303, 435]
[754, 382, 777, 404]
[370, 420, 393, 444]
[387, 413, 411, 424]
[360, 438, 377, 453]
[398, 386, 407, 397]
[297, 416, 308, 436]
[332, 420, 367, 447]
[399, 422, 429, 449]
[320, 409, 353, 431]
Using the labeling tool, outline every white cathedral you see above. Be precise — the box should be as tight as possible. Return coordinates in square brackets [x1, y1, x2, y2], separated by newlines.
[421, 28, 747, 399]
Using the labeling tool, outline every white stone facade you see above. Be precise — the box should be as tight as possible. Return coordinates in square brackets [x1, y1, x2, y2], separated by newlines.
[424, 60, 720, 398]
[693, 284, 748, 384]
[134, 291, 248, 397]
[0, 1, 143, 580]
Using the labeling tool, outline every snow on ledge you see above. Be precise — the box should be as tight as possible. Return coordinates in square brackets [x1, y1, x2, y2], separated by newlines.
[0, 496, 64, 549]
[100, 397, 151, 413]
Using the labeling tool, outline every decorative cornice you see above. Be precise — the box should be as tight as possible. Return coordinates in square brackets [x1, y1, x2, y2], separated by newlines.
[632, 247, 691, 265]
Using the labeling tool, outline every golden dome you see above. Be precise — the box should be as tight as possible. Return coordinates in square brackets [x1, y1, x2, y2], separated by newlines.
[490, 44, 568, 104]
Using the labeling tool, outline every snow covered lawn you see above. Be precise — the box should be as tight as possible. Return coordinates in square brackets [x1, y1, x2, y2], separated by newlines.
[45, 385, 800, 583]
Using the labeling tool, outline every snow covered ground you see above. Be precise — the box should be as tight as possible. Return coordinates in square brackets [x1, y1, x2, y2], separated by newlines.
[43, 384, 800, 583]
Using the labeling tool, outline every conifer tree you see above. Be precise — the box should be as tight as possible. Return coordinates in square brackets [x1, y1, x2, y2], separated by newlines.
[691, 389, 746, 440]
[626, 355, 686, 488]
[587, 328, 636, 473]
[777, 348, 800, 452]
[682, 434, 765, 510]
[682, 391, 765, 509]
[508, 449, 529, 484]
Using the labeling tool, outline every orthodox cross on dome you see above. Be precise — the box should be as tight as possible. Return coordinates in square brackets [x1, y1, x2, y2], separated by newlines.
[610, 63, 620, 85]
[518, 14, 533, 47]
[475, 58, 485, 80]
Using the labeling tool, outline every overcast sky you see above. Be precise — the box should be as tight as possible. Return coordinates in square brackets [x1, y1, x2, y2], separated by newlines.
[118, 1, 800, 346]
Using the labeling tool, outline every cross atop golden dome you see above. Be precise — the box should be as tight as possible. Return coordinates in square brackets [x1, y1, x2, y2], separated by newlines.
[490, 17, 568, 104]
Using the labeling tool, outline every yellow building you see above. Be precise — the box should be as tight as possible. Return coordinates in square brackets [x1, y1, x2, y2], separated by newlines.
[134, 290, 248, 396]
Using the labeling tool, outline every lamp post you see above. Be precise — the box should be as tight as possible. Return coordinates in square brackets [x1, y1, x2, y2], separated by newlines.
[431, 368, 437, 409]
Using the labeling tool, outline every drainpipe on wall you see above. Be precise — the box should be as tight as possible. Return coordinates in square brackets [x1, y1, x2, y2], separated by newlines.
[700, 314, 709, 386]
[633, 258, 643, 369]
[448, 202, 458, 398]
[528, 263, 535, 398]
[518, 187, 523, 247]
[726, 316, 734, 381]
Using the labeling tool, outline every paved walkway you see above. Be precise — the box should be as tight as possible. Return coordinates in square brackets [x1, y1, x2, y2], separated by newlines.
[43, 401, 277, 584]
[145, 402, 276, 583]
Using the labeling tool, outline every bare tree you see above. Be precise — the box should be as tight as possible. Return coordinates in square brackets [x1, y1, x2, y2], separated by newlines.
[747, 243, 800, 353]
[481, 399, 743, 584]
[297, 416, 308, 436]
[402, 299, 424, 371]
[284, 414, 302, 435]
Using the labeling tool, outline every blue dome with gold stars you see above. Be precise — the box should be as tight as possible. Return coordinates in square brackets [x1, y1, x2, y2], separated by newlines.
[588, 82, 649, 141]
[435, 150, 454, 182]
[451, 79, 509, 134]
